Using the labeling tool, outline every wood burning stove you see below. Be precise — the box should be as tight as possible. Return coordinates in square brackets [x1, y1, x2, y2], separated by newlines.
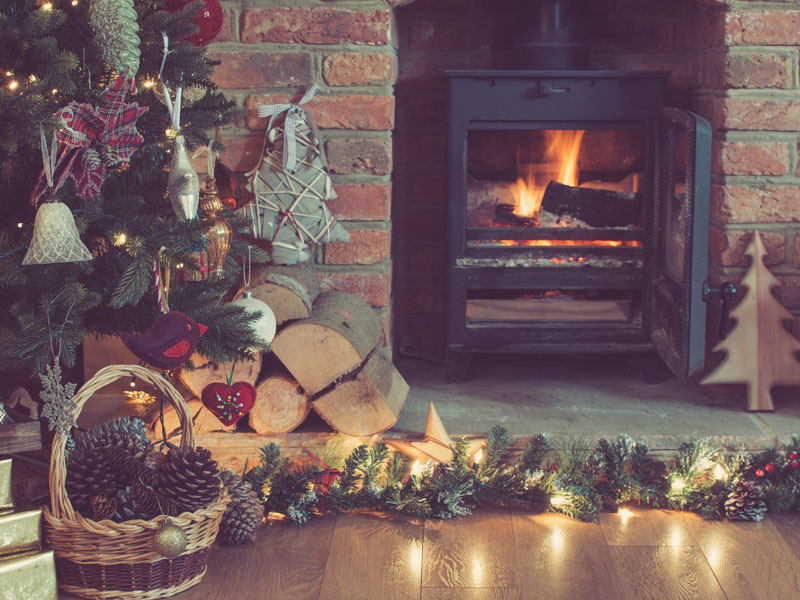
[445, 70, 714, 381]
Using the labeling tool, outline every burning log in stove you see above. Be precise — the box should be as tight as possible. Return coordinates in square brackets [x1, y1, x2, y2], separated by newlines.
[540, 181, 640, 228]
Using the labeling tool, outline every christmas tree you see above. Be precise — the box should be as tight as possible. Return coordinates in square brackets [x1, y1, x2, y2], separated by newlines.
[702, 231, 800, 411]
[0, 0, 268, 379]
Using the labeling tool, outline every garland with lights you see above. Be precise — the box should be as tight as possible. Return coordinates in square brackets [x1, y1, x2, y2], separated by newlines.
[243, 428, 800, 524]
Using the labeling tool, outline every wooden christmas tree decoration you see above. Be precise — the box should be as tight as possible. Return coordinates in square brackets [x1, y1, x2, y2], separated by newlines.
[702, 231, 800, 411]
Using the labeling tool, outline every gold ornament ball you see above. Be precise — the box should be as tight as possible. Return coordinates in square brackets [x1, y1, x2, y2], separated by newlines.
[153, 520, 187, 559]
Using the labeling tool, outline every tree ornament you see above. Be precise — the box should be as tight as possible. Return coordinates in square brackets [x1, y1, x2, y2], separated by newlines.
[755, 468, 765, 478]
[153, 82, 206, 108]
[724, 480, 767, 522]
[790, 452, 798, 461]
[195, 143, 232, 278]
[39, 363, 78, 438]
[702, 231, 800, 411]
[153, 518, 187, 558]
[383, 403, 485, 464]
[765, 463, 775, 473]
[89, 0, 141, 77]
[121, 311, 208, 370]
[201, 381, 256, 426]
[23, 198, 92, 265]
[218, 470, 264, 545]
[168, 134, 200, 220]
[164, 0, 224, 47]
[232, 291, 276, 346]
[792, 461, 799, 470]
[246, 86, 349, 265]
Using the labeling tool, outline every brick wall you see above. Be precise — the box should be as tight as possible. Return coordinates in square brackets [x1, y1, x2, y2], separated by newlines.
[205, 0, 397, 345]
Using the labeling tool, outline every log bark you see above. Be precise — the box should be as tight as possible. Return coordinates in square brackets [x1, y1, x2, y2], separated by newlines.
[541, 181, 640, 227]
[312, 352, 409, 437]
[271, 291, 382, 395]
[247, 265, 321, 325]
[179, 352, 262, 399]
[249, 376, 311, 434]
[152, 398, 235, 439]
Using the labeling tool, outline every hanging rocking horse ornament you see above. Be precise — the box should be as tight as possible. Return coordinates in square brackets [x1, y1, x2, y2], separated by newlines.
[245, 85, 349, 265]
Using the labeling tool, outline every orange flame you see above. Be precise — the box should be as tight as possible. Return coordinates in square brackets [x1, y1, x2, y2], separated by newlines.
[513, 130, 585, 219]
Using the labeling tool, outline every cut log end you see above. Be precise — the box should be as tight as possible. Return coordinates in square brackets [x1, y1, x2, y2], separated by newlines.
[312, 353, 409, 437]
[179, 353, 262, 399]
[250, 376, 311, 434]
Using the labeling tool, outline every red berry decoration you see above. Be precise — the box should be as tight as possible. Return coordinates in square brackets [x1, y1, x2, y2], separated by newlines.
[755, 468, 765, 478]
[765, 463, 775, 473]
[790, 452, 798, 461]
[792, 461, 799, 470]
[201, 381, 256, 426]
[164, 0, 224, 47]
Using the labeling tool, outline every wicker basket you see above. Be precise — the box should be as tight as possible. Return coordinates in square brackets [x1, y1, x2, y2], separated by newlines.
[43, 364, 230, 600]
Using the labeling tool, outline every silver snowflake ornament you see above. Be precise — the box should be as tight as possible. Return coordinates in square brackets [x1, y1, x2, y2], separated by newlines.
[39, 363, 78, 437]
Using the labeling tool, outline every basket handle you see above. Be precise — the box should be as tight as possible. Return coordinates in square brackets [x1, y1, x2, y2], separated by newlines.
[49, 364, 196, 521]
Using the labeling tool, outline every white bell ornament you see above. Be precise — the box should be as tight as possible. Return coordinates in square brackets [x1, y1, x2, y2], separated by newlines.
[233, 291, 276, 346]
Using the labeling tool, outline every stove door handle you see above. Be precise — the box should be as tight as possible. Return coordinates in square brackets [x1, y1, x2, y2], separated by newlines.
[702, 281, 739, 340]
[529, 83, 571, 99]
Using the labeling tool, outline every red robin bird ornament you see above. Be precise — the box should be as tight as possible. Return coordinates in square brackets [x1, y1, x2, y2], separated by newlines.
[121, 312, 208, 370]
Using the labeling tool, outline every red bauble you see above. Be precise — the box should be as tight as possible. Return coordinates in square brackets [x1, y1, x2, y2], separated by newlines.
[755, 468, 765, 478]
[792, 461, 800, 470]
[790, 452, 799, 461]
[201, 381, 256, 426]
[765, 463, 776, 473]
[164, 0, 224, 47]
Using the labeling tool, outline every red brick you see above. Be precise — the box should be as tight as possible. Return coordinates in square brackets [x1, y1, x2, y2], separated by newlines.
[325, 139, 392, 175]
[725, 10, 800, 45]
[326, 184, 391, 221]
[720, 98, 800, 132]
[793, 234, 800, 267]
[677, 8, 724, 52]
[797, 142, 800, 177]
[409, 19, 497, 52]
[241, 8, 391, 45]
[712, 184, 800, 224]
[245, 94, 394, 131]
[208, 10, 231, 43]
[325, 229, 390, 265]
[316, 271, 391, 307]
[209, 53, 312, 89]
[322, 53, 395, 86]
[593, 56, 689, 93]
[725, 53, 792, 89]
[714, 141, 789, 176]
[709, 228, 784, 266]
[215, 135, 263, 172]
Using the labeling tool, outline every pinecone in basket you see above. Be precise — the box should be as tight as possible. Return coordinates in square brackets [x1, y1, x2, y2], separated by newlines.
[107, 445, 157, 486]
[111, 482, 182, 523]
[73, 417, 150, 457]
[157, 446, 221, 514]
[66, 447, 124, 514]
[218, 471, 264, 545]
[89, 494, 117, 521]
[113, 484, 151, 522]
[725, 480, 767, 522]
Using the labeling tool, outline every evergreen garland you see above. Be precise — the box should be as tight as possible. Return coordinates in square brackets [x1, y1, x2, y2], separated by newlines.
[244, 430, 800, 526]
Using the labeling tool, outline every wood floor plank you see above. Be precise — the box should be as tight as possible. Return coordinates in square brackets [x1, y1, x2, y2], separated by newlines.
[511, 512, 623, 600]
[686, 512, 800, 600]
[421, 588, 521, 600]
[317, 512, 423, 600]
[610, 545, 727, 600]
[599, 506, 695, 547]
[422, 508, 518, 589]
[771, 513, 800, 561]
[183, 516, 335, 600]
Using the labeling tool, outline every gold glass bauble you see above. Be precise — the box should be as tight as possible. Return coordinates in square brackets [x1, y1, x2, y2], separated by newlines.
[200, 177, 224, 216]
[202, 178, 231, 278]
[153, 518, 187, 559]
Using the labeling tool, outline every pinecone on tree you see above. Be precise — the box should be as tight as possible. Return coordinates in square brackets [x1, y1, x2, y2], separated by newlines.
[218, 471, 264, 545]
[725, 480, 767, 521]
[157, 447, 221, 514]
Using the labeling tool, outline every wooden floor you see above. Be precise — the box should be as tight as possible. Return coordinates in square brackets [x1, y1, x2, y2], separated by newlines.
[62, 507, 800, 600]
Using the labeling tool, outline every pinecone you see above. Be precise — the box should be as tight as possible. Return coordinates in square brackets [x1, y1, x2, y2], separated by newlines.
[89, 494, 117, 521]
[113, 485, 151, 522]
[725, 480, 767, 521]
[157, 447, 221, 514]
[66, 447, 123, 514]
[107, 446, 156, 486]
[218, 471, 264, 545]
[73, 417, 149, 457]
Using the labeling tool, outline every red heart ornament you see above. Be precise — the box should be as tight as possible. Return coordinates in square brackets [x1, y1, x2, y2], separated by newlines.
[201, 382, 256, 426]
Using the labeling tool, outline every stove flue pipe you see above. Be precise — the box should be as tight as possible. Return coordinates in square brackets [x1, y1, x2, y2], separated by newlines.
[512, 0, 590, 70]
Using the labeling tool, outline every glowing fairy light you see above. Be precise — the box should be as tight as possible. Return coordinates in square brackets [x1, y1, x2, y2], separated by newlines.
[473, 448, 483, 464]
[71, 0, 78, 5]
[713, 464, 727, 481]
[8, 80, 18, 90]
[143, 80, 155, 89]
[550, 495, 567, 507]
[410, 460, 423, 477]
[41, 2, 53, 10]
[671, 479, 686, 491]
[16, 222, 23, 228]
[114, 232, 128, 246]
[28, 74, 37, 82]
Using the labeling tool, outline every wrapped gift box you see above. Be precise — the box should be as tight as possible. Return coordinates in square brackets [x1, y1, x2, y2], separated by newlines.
[0, 509, 42, 558]
[0, 549, 57, 600]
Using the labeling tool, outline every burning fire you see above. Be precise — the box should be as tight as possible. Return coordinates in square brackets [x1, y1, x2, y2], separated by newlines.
[513, 130, 584, 219]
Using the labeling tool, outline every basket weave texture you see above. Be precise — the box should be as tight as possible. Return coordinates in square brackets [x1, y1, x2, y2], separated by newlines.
[43, 364, 230, 600]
